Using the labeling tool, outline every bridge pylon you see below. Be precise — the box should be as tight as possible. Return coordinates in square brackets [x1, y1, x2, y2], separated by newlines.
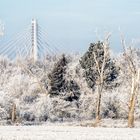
[31, 19, 38, 62]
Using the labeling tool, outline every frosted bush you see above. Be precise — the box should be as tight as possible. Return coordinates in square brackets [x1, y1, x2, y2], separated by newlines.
[78, 94, 97, 120]
[46, 96, 79, 122]
[0, 107, 8, 120]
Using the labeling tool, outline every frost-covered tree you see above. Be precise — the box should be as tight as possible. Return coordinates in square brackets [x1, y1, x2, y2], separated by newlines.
[119, 38, 140, 127]
[64, 80, 80, 102]
[48, 54, 81, 102]
[80, 38, 119, 123]
[48, 54, 68, 96]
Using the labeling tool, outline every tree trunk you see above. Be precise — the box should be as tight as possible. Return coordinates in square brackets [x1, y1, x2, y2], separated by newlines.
[128, 94, 135, 127]
[128, 70, 140, 128]
[11, 103, 16, 123]
[128, 75, 138, 128]
[96, 85, 102, 122]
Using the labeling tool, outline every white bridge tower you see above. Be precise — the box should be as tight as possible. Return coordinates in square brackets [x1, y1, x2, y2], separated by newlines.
[31, 19, 38, 62]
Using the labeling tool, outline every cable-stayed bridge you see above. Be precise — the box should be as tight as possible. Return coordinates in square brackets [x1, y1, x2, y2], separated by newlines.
[0, 19, 60, 61]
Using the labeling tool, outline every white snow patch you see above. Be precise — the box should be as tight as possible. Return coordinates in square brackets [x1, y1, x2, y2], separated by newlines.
[0, 126, 140, 140]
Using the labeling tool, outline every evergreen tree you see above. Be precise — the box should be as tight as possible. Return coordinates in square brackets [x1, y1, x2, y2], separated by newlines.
[48, 54, 68, 96]
[80, 41, 118, 91]
[48, 55, 81, 101]
[65, 80, 80, 102]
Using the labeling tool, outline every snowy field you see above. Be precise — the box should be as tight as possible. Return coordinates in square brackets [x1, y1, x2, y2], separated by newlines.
[0, 126, 140, 140]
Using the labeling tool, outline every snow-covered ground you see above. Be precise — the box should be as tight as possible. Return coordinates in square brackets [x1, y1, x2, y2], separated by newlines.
[0, 126, 140, 140]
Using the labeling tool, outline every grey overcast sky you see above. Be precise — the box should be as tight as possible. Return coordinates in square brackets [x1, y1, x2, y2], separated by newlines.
[0, 0, 140, 53]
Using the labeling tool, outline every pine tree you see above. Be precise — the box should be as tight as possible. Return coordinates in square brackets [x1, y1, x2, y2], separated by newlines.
[48, 54, 68, 96]
[48, 55, 81, 101]
[64, 80, 80, 102]
[80, 41, 118, 91]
